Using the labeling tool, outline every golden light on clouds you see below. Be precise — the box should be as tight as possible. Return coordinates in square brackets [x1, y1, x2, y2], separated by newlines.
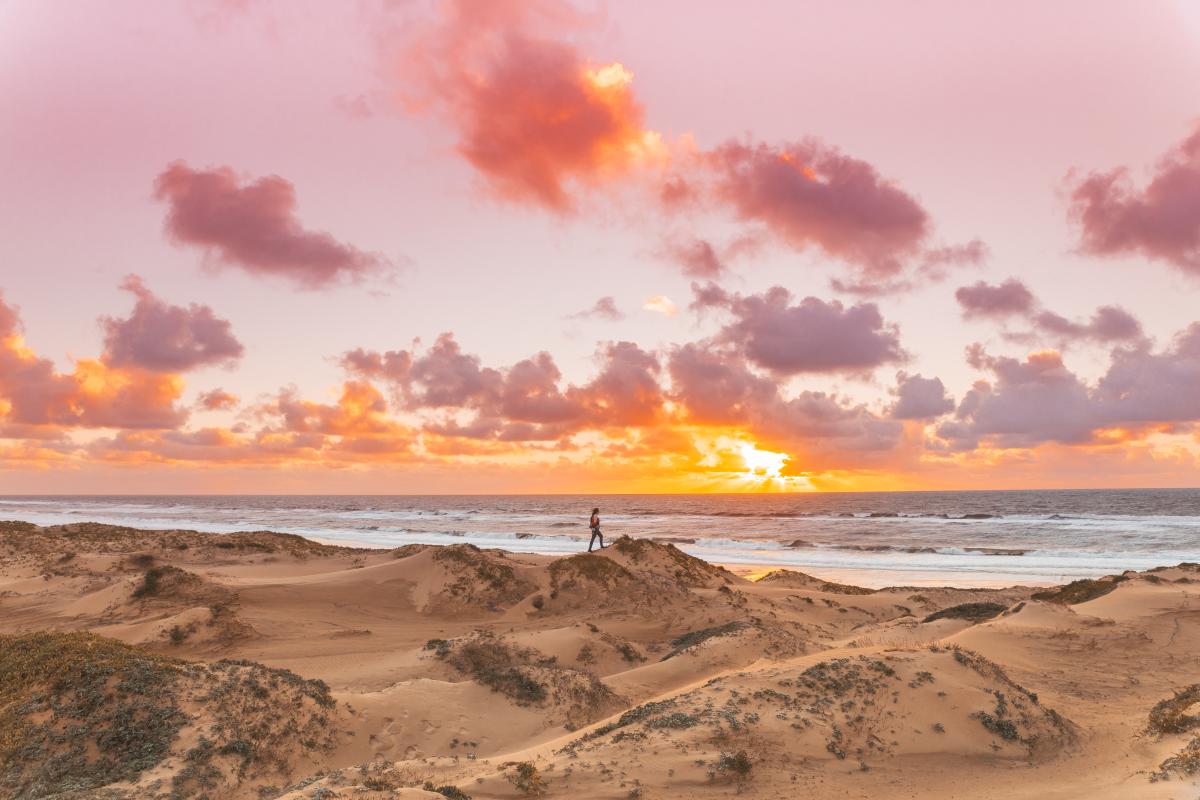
[642, 295, 678, 316]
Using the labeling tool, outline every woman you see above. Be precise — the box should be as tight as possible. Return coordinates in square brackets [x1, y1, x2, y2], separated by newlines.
[587, 507, 604, 552]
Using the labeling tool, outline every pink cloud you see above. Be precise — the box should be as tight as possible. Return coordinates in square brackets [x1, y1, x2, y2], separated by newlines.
[573, 341, 663, 428]
[938, 349, 1097, 449]
[341, 333, 664, 440]
[666, 342, 779, 425]
[339, 347, 413, 384]
[704, 139, 932, 280]
[403, 333, 503, 409]
[196, 388, 239, 411]
[1068, 125, 1200, 275]
[667, 341, 904, 460]
[693, 283, 906, 375]
[942, 327, 1200, 450]
[1031, 306, 1143, 344]
[154, 162, 387, 287]
[570, 296, 624, 320]
[658, 236, 725, 278]
[957, 278, 1144, 347]
[100, 275, 243, 372]
[955, 279, 1036, 318]
[890, 372, 955, 420]
[1093, 324, 1200, 425]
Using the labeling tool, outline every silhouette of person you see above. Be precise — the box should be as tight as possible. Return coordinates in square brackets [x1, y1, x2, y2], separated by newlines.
[588, 507, 604, 552]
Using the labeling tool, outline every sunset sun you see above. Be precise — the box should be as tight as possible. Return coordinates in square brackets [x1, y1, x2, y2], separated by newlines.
[738, 442, 787, 479]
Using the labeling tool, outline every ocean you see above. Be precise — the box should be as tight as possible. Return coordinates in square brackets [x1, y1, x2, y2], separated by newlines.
[2, 491, 1199, 588]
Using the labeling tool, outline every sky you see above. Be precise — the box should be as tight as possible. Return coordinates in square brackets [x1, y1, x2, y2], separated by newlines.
[2, 0, 1200, 493]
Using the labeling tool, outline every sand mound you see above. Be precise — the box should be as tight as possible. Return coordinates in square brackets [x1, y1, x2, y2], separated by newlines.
[414, 545, 538, 615]
[122, 566, 256, 648]
[541, 537, 739, 615]
[0, 631, 345, 800]
[0, 522, 367, 566]
[566, 646, 1074, 769]
[756, 569, 875, 595]
[607, 536, 736, 588]
[424, 631, 624, 729]
[1031, 575, 1128, 605]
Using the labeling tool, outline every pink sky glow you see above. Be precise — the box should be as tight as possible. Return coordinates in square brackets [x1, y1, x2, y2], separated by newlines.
[2, 0, 1200, 493]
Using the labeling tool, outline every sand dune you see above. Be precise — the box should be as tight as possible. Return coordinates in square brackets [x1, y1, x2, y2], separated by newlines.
[1, 520, 1198, 798]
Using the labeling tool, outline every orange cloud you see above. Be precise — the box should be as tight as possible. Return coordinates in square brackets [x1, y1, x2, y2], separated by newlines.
[0, 294, 188, 432]
[396, 0, 664, 211]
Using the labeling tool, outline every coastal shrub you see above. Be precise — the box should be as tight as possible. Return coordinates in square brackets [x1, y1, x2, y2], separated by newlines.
[1148, 685, 1200, 735]
[1031, 576, 1126, 605]
[615, 641, 644, 663]
[132, 565, 173, 598]
[505, 761, 546, 797]
[1154, 739, 1200, 779]
[923, 602, 1007, 624]
[976, 712, 1020, 741]
[548, 553, 634, 587]
[647, 712, 700, 729]
[424, 781, 472, 799]
[446, 637, 547, 704]
[433, 546, 536, 607]
[425, 638, 452, 657]
[0, 631, 188, 798]
[582, 699, 678, 740]
[433, 633, 619, 728]
[0, 637, 342, 799]
[710, 750, 752, 782]
[660, 622, 749, 661]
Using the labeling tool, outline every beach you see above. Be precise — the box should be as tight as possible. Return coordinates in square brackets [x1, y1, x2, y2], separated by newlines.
[1, 519, 1198, 799]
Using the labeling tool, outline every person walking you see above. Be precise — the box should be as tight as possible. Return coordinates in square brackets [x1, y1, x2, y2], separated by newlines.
[587, 507, 604, 552]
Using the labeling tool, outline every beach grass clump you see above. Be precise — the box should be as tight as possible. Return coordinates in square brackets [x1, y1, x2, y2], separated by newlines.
[1156, 739, 1200, 779]
[0, 631, 343, 799]
[505, 761, 546, 797]
[424, 781, 473, 799]
[432, 632, 620, 726]
[549, 553, 634, 587]
[709, 750, 752, 783]
[1031, 576, 1126, 605]
[447, 636, 548, 704]
[660, 622, 749, 661]
[131, 565, 196, 599]
[611, 536, 728, 585]
[434, 545, 536, 607]
[923, 602, 1008, 624]
[1147, 685, 1200, 779]
[1148, 685, 1200, 735]
[0, 631, 188, 798]
[976, 711, 1020, 741]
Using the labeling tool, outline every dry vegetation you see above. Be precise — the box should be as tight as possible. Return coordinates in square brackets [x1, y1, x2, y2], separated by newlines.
[0, 632, 340, 800]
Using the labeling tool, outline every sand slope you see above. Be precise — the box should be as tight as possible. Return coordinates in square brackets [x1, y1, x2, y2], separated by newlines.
[1, 521, 1198, 799]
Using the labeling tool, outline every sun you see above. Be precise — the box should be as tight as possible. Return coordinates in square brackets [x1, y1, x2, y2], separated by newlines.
[738, 442, 787, 478]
